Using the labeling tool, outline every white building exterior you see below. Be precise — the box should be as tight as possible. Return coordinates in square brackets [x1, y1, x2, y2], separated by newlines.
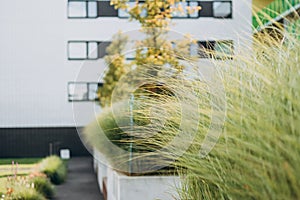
[0, 0, 252, 156]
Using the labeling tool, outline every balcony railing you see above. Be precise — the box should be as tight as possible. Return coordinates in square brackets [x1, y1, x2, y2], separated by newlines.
[253, 0, 300, 30]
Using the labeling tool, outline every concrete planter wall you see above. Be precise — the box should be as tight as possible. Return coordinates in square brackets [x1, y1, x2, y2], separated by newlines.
[94, 148, 108, 193]
[107, 167, 181, 200]
[93, 149, 181, 200]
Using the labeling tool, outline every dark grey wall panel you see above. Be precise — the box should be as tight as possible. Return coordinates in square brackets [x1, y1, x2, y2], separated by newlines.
[0, 127, 90, 158]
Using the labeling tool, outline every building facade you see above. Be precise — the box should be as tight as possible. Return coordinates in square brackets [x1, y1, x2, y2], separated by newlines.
[0, 0, 253, 157]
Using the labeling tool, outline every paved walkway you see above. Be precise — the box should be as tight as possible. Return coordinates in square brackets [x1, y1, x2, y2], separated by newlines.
[54, 157, 104, 200]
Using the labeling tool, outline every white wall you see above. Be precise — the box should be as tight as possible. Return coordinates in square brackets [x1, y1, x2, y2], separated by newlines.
[0, 0, 252, 128]
[106, 167, 181, 200]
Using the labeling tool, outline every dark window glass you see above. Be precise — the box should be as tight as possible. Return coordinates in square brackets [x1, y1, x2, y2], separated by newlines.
[98, 42, 111, 58]
[98, 1, 118, 17]
[199, 2, 213, 17]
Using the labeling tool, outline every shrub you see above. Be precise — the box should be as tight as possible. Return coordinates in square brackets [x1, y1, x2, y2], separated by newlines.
[0, 192, 4, 200]
[39, 156, 67, 185]
[30, 176, 55, 199]
[10, 187, 46, 200]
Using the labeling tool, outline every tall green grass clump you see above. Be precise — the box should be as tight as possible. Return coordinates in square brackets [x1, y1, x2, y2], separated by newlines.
[176, 24, 300, 199]
[39, 156, 67, 185]
[83, 67, 207, 174]
[84, 8, 299, 198]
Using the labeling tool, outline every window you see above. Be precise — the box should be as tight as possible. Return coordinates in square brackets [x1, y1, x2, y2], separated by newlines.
[68, 0, 98, 18]
[199, 1, 232, 18]
[118, 1, 201, 19]
[171, 2, 188, 18]
[88, 83, 100, 101]
[68, 82, 103, 102]
[214, 40, 234, 59]
[124, 41, 136, 60]
[191, 40, 233, 59]
[190, 42, 199, 56]
[118, 2, 147, 18]
[68, 82, 88, 101]
[189, 2, 200, 18]
[213, 1, 232, 18]
[68, 41, 111, 60]
[118, 2, 135, 18]
[88, 1, 98, 18]
[68, 42, 87, 60]
[88, 42, 98, 59]
[67, 1, 232, 19]
[68, 1, 87, 18]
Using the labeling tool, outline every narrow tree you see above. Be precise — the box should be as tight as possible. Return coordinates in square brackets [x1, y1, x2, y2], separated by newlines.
[98, 1, 200, 107]
[112, 0, 200, 75]
[98, 31, 129, 107]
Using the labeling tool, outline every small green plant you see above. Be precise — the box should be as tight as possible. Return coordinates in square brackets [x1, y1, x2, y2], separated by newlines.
[0, 159, 57, 200]
[39, 156, 67, 185]
[30, 176, 54, 199]
[9, 187, 46, 200]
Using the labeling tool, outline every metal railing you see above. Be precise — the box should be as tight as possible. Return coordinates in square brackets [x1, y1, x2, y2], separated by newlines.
[253, 0, 300, 30]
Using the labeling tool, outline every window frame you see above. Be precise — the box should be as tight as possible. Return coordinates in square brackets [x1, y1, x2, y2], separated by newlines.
[67, 0, 98, 19]
[67, 41, 101, 60]
[68, 82, 103, 102]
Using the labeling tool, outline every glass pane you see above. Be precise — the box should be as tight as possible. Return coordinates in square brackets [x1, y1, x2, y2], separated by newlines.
[125, 50, 135, 60]
[69, 42, 87, 59]
[198, 42, 209, 58]
[189, 2, 199, 18]
[190, 43, 198, 56]
[140, 7, 147, 17]
[125, 41, 135, 60]
[214, 41, 234, 58]
[68, 2, 87, 18]
[88, 83, 98, 100]
[88, 42, 98, 59]
[69, 83, 88, 101]
[88, 1, 97, 18]
[171, 41, 176, 49]
[118, 9, 129, 18]
[213, 2, 231, 18]
[172, 2, 188, 17]
[118, 2, 135, 18]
